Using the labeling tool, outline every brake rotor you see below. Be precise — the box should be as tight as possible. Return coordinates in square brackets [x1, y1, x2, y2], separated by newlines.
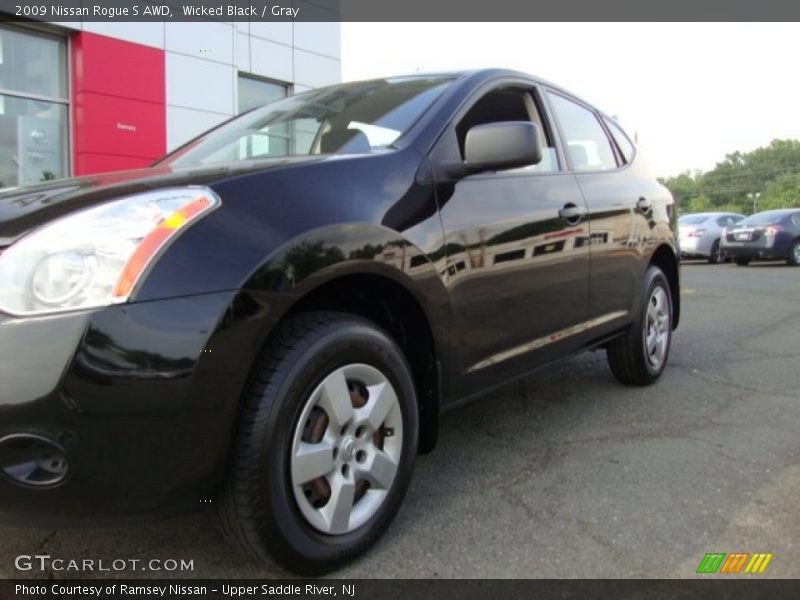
[348, 380, 368, 408]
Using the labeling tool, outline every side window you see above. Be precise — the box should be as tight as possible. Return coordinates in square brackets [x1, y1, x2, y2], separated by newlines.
[603, 116, 635, 164]
[792, 213, 800, 226]
[455, 87, 559, 173]
[547, 92, 618, 172]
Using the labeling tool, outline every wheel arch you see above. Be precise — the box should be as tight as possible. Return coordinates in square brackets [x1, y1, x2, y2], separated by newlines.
[286, 272, 442, 454]
[240, 224, 450, 455]
[788, 235, 800, 265]
[649, 243, 680, 330]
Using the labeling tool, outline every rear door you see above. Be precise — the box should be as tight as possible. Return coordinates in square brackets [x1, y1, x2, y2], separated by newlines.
[545, 91, 653, 329]
[431, 83, 590, 398]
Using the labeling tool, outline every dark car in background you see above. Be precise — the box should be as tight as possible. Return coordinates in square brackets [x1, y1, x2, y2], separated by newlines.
[721, 209, 800, 266]
[0, 70, 679, 573]
[678, 212, 744, 263]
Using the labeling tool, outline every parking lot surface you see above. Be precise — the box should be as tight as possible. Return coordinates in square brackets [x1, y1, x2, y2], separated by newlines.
[2, 262, 799, 579]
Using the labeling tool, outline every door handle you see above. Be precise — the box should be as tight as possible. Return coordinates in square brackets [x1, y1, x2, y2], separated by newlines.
[559, 203, 586, 224]
[637, 197, 652, 213]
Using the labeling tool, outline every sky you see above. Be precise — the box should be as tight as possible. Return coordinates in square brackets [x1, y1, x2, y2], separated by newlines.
[341, 23, 800, 178]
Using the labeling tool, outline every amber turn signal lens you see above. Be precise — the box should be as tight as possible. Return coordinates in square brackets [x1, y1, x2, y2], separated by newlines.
[112, 194, 213, 299]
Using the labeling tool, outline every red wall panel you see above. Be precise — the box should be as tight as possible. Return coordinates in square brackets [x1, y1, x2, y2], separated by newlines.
[73, 93, 166, 157]
[71, 32, 165, 103]
[71, 32, 165, 176]
[75, 154, 154, 176]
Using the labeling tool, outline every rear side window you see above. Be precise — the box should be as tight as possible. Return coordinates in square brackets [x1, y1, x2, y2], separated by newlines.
[679, 215, 709, 225]
[717, 215, 742, 226]
[741, 212, 787, 226]
[547, 92, 618, 172]
[603, 117, 635, 164]
[792, 213, 800, 226]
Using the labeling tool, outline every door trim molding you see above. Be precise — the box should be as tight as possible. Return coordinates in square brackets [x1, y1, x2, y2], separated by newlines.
[467, 310, 628, 372]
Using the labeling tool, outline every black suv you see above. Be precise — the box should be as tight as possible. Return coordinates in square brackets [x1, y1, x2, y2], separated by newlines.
[0, 70, 679, 573]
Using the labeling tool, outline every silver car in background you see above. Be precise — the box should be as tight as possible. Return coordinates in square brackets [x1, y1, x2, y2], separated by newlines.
[678, 212, 745, 263]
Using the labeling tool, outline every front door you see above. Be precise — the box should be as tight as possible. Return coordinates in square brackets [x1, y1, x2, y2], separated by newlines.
[432, 85, 591, 399]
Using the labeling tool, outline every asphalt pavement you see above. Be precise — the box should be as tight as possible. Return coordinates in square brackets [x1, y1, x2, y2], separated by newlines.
[2, 261, 799, 579]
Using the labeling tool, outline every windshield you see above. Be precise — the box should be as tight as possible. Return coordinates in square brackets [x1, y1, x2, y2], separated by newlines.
[741, 211, 788, 226]
[160, 76, 455, 168]
[679, 215, 709, 225]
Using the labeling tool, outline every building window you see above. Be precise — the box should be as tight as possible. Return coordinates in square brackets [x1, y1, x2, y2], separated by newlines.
[0, 25, 68, 189]
[236, 74, 294, 158]
[237, 74, 288, 114]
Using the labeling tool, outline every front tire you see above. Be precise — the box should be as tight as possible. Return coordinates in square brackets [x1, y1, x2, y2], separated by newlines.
[606, 265, 673, 386]
[708, 240, 723, 264]
[787, 240, 800, 266]
[219, 311, 418, 574]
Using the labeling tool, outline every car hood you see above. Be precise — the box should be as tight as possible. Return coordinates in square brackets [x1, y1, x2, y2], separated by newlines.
[0, 156, 330, 246]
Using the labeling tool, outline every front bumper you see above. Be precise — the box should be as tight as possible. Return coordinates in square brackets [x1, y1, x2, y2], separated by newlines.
[0, 290, 256, 527]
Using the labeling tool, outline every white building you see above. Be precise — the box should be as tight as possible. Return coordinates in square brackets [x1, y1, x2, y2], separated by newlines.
[0, 20, 341, 187]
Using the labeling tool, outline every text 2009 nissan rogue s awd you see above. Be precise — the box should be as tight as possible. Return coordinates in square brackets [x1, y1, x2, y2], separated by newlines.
[0, 70, 679, 573]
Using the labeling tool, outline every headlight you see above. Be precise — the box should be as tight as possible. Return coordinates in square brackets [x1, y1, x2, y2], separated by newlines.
[0, 187, 220, 316]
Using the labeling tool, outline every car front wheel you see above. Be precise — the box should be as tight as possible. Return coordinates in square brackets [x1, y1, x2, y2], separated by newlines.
[219, 311, 418, 574]
[787, 240, 800, 266]
[708, 240, 724, 264]
[606, 265, 673, 386]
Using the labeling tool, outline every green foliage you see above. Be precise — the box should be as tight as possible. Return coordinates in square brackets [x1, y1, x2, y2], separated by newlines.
[760, 171, 800, 209]
[685, 194, 712, 213]
[662, 139, 800, 215]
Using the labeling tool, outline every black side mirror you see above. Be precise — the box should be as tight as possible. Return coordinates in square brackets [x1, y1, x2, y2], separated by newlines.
[464, 121, 543, 173]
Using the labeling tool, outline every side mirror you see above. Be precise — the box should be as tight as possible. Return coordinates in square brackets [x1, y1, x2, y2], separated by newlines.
[464, 121, 543, 173]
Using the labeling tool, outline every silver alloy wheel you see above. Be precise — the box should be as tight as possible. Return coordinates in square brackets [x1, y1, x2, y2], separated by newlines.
[644, 286, 670, 369]
[793, 243, 800, 264]
[290, 363, 403, 535]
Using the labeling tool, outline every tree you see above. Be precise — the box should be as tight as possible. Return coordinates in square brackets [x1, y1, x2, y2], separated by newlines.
[759, 172, 800, 210]
[685, 195, 712, 213]
[662, 139, 800, 214]
[659, 171, 701, 212]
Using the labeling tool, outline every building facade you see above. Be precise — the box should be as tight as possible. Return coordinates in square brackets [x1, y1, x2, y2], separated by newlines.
[0, 20, 341, 189]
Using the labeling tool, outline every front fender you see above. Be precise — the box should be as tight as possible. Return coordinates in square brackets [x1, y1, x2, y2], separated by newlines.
[241, 222, 451, 356]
